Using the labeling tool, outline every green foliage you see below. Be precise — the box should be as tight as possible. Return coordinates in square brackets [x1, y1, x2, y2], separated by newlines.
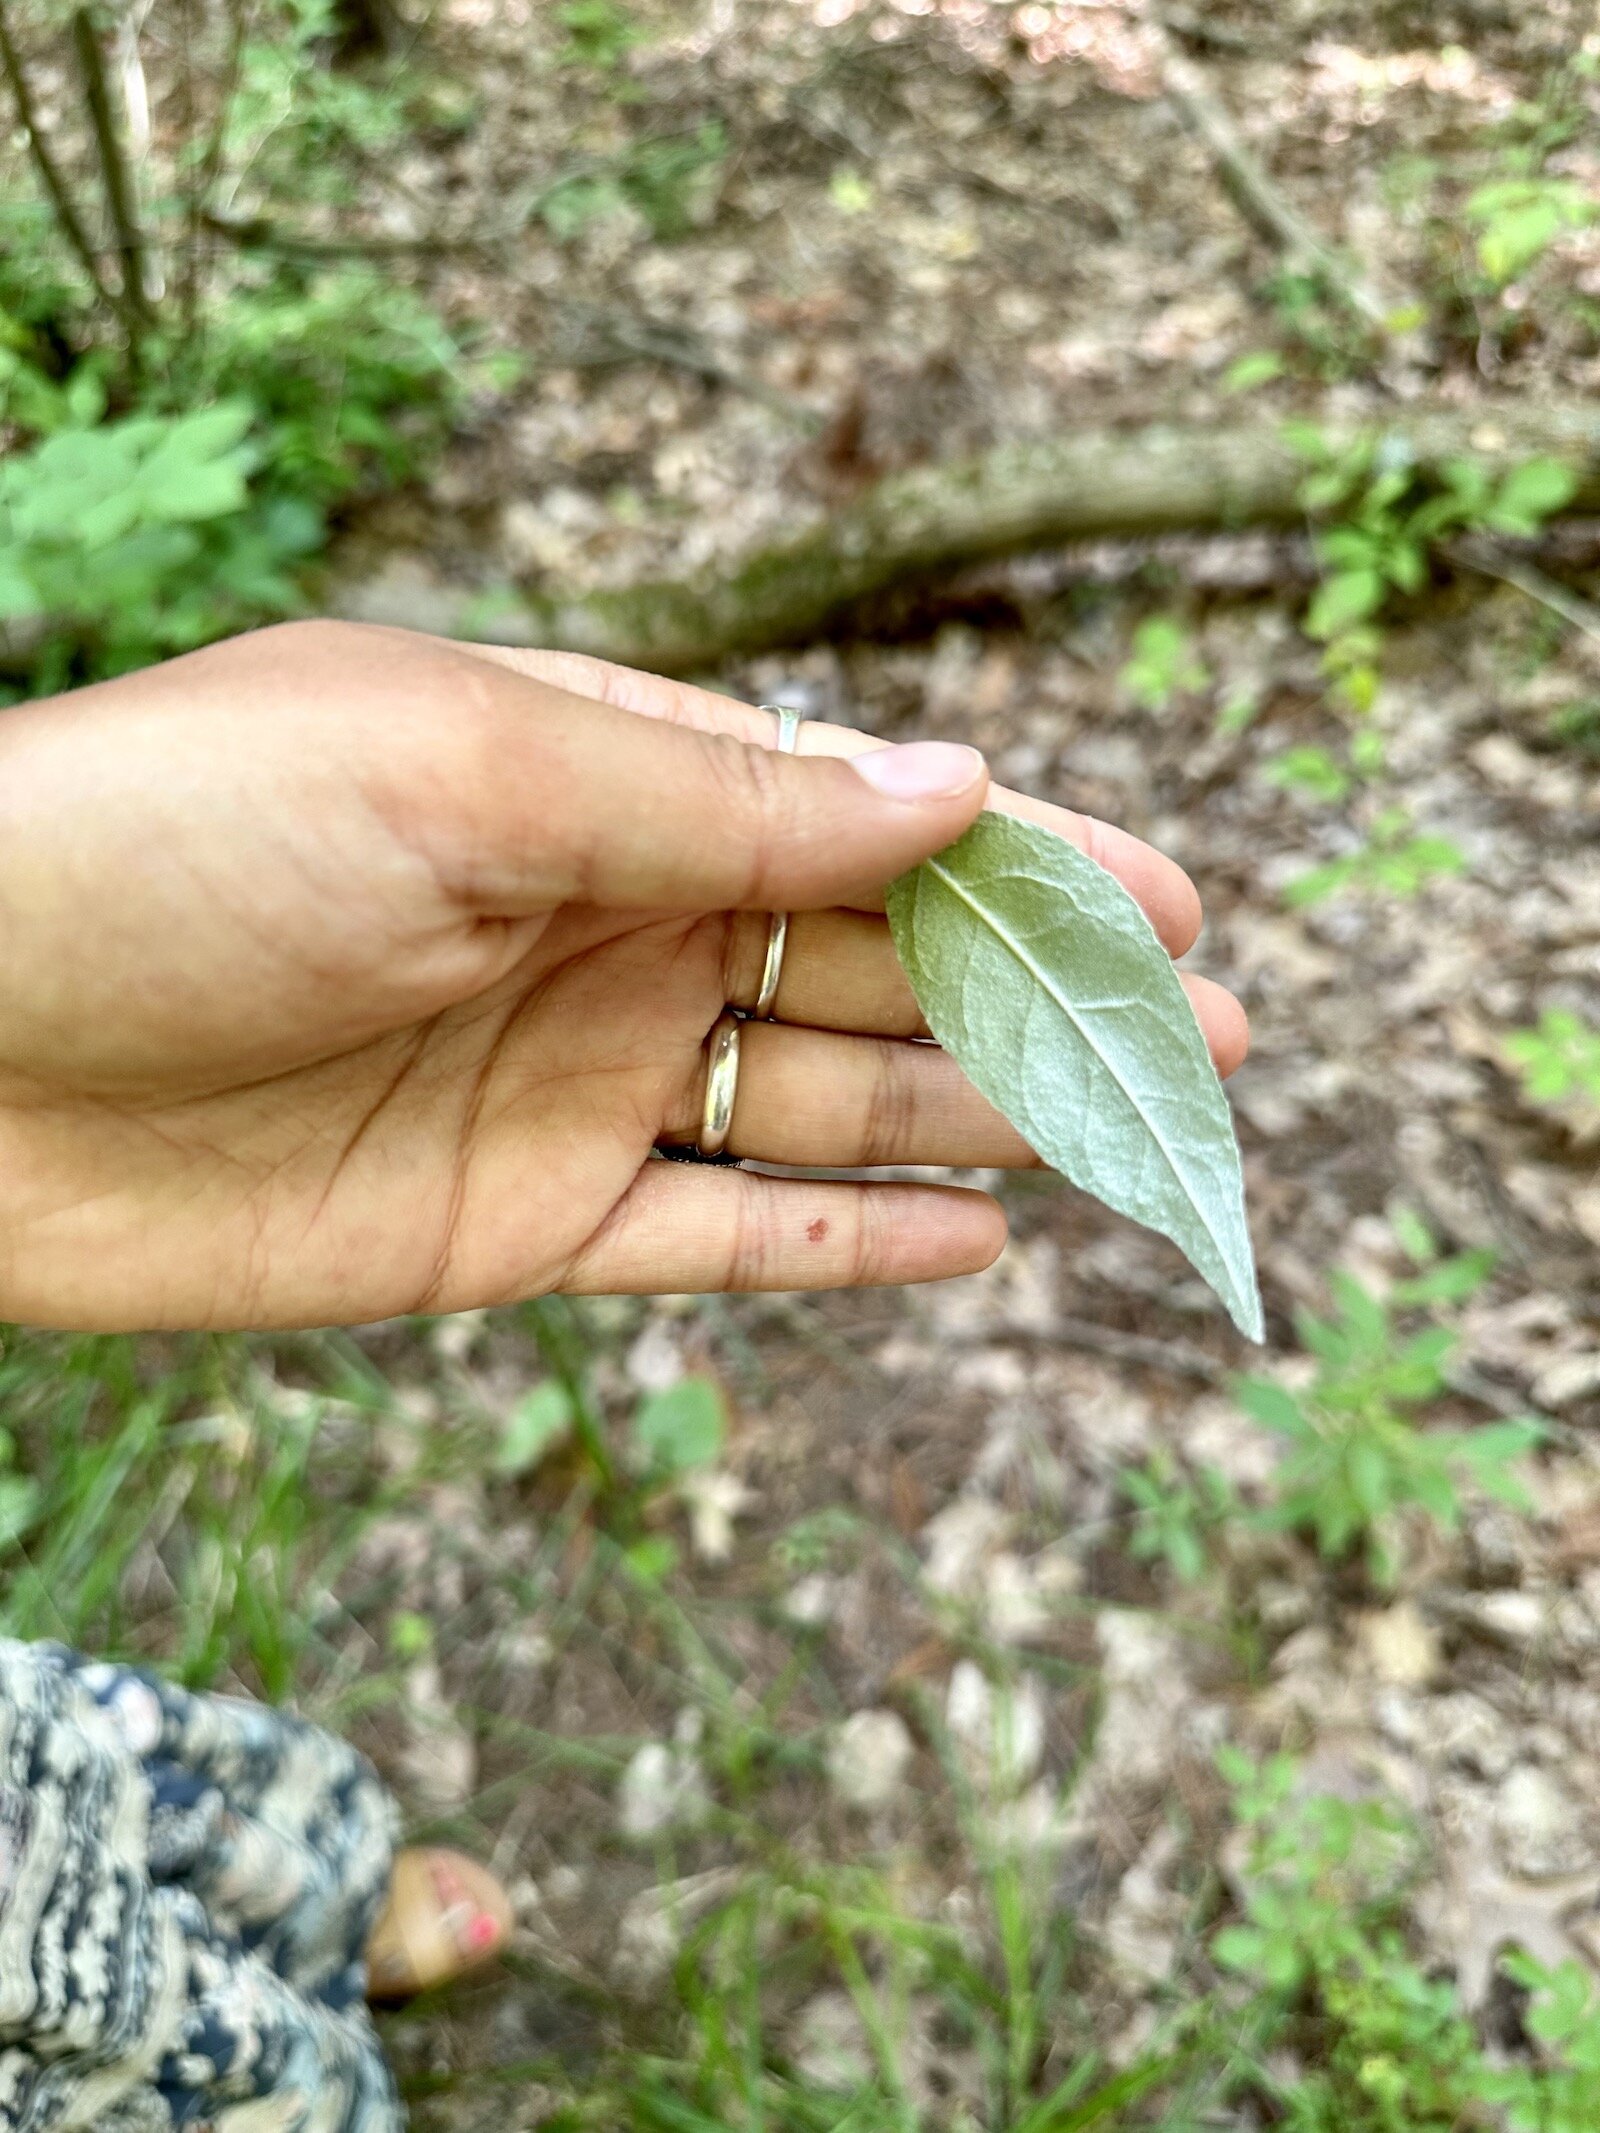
[540, 123, 728, 242]
[1220, 350, 1285, 396]
[495, 1379, 576, 1475]
[0, 0, 477, 690]
[1283, 808, 1465, 909]
[0, 395, 321, 677]
[0, 1323, 404, 1697]
[1547, 697, 1600, 755]
[1486, 1954, 1600, 2132]
[1214, 1751, 1488, 2133]
[773, 1505, 868, 1574]
[1240, 1237, 1539, 1581]
[1120, 1451, 1234, 1584]
[194, 268, 468, 499]
[1504, 1008, 1600, 1113]
[829, 168, 875, 215]
[1465, 176, 1595, 288]
[1264, 745, 1354, 805]
[1290, 431, 1580, 647]
[1119, 616, 1209, 712]
[888, 814, 1262, 1341]
[557, 0, 645, 69]
[632, 1375, 727, 1479]
[1216, 1755, 1600, 2133]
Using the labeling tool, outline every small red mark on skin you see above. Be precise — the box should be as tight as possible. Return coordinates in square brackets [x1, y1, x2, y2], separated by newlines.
[806, 1218, 829, 1243]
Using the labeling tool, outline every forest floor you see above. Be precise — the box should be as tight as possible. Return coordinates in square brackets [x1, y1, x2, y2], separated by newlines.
[17, 0, 1600, 2123]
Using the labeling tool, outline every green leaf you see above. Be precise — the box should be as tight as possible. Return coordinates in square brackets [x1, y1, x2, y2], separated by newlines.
[0, 549, 41, 621]
[137, 455, 251, 525]
[1233, 1376, 1304, 1433]
[1220, 350, 1284, 395]
[495, 1379, 575, 1475]
[632, 1374, 726, 1475]
[887, 814, 1262, 1339]
[1487, 456, 1578, 536]
[1307, 566, 1385, 639]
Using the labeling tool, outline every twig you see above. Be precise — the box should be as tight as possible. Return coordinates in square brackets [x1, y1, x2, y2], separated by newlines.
[201, 206, 465, 258]
[556, 303, 822, 433]
[0, 0, 124, 318]
[1046, 1314, 1230, 1386]
[72, 7, 153, 328]
[1444, 536, 1600, 649]
[1152, 26, 1393, 331]
[200, 204, 820, 428]
[184, 0, 250, 330]
[1159, 3, 1254, 50]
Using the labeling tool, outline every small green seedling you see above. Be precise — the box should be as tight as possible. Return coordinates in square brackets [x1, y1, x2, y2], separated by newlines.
[1120, 1450, 1234, 1584]
[1284, 808, 1464, 909]
[495, 1379, 576, 1475]
[1120, 616, 1210, 713]
[1263, 745, 1354, 806]
[1240, 1241, 1539, 1582]
[1465, 176, 1594, 288]
[1504, 1009, 1600, 1123]
[1220, 350, 1285, 396]
[631, 1374, 726, 1479]
[556, 0, 644, 68]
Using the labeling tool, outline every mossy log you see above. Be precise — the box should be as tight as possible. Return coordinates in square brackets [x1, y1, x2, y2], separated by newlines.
[429, 401, 1600, 671]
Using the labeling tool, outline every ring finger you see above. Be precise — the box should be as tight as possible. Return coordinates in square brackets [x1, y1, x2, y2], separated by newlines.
[664, 1020, 1036, 1170]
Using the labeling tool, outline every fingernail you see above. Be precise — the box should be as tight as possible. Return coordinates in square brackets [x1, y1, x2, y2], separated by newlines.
[851, 742, 985, 801]
[467, 1912, 500, 1953]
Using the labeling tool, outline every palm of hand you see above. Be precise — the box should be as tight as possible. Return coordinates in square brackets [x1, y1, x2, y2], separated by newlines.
[3, 884, 729, 1329]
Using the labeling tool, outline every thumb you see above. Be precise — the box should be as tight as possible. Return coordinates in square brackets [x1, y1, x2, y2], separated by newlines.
[421, 666, 991, 914]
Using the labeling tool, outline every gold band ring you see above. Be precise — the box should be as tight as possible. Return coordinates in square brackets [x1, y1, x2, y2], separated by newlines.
[699, 1010, 743, 1158]
[753, 706, 802, 1018]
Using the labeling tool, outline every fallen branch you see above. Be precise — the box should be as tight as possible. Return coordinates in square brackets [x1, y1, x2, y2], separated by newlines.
[1153, 27, 1394, 330]
[552, 304, 821, 433]
[381, 401, 1600, 672]
[1445, 536, 1600, 650]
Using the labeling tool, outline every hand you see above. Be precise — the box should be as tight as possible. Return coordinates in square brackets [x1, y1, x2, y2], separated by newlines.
[0, 622, 1247, 1330]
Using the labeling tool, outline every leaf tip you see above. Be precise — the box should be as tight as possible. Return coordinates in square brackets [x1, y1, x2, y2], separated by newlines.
[1230, 1280, 1267, 1346]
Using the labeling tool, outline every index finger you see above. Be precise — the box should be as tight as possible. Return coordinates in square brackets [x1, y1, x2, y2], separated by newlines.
[442, 641, 1204, 956]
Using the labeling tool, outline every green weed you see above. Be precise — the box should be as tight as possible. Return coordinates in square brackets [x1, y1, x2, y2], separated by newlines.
[1465, 177, 1595, 290]
[1216, 1752, 1600, 2133]
[1239, 1238, 1540, 1582]
[1282, 808, 1465, 909]
[1120, 1451, 1234, 1585]
[1504, 1008, 1600, 1119]
[1119, 617, 1209, 713]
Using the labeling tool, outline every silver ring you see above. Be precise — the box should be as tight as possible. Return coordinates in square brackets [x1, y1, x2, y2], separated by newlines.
[699, 1010, 743, 1158]
[754, 706, 801, 1018]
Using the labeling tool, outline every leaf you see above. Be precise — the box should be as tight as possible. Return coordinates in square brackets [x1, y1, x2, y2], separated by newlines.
[1307, 566, 1385, 639]
[495, 1379, 575, 1475]
[632, 1374, 726, 1475]
[1234, 1375, 1305, 1433]
[1486, 456, 1578, 536]
[887, 813, 1262, 1339]
[0, 549, 41, 621]
[1220, 350, 1284, 396]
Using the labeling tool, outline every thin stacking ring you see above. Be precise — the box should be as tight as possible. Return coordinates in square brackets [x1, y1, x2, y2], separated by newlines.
[698, 1010, 743, 1158]
[753, 706, 802, 1018]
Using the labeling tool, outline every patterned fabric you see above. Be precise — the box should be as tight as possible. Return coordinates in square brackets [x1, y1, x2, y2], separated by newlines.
[0, 1640, 402, 2132]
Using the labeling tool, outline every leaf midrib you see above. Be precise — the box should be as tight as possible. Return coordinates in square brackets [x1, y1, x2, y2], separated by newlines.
[922, 852, 1232, 1275]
